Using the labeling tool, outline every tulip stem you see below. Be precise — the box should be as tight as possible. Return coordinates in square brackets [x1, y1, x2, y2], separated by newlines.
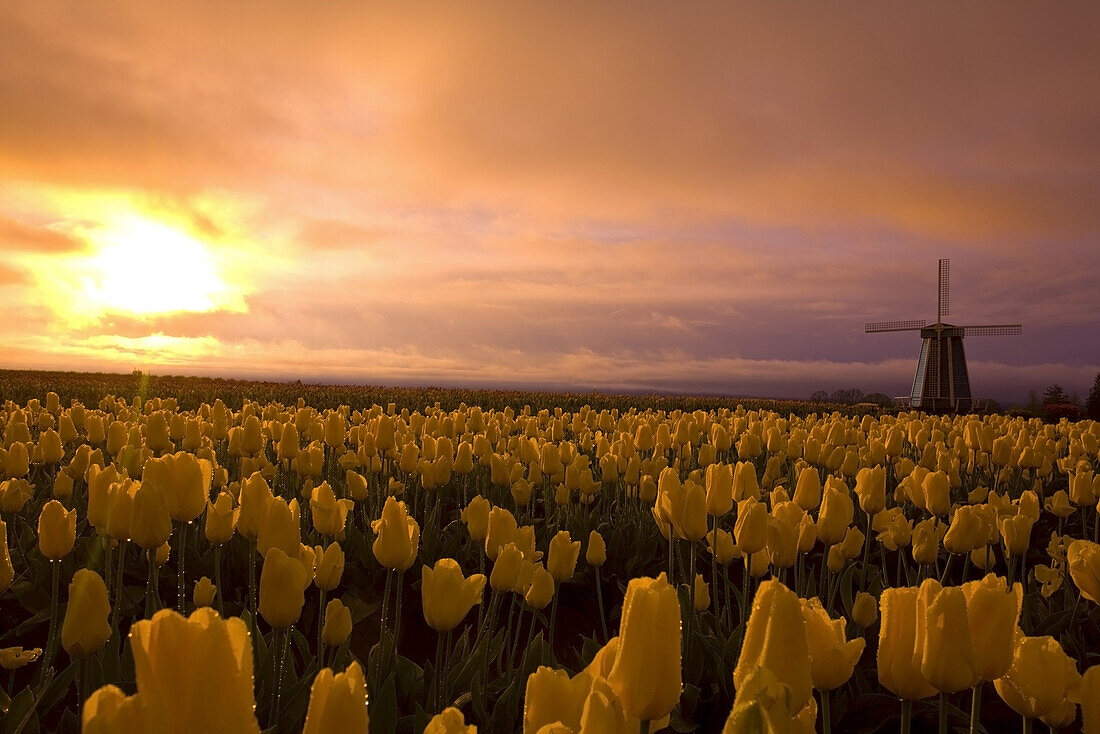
[432, 631, 445, 712]
[939, 692, 948, 734]
[595, 568, 609, 642]
[639, 720, 649, 734]
[969, 683, 982, 734]
[821, 690, 831, 734]
[214, 545, 224, 617]
[317, 588, 326, 665]
[248, 541, 258, 664]
[177, 520, 186, 613]
[900, 699, 912, 734]
[548, 592, 559, 664]
[668, 532, 674, 586]
[37, 561, 60, 688]
[271, 626, 290, 725]
[860, 510, 872, 590]
[111, 540, 127, 631]
[1022, 715, 1033, 734]
[145, 548, 157, 619]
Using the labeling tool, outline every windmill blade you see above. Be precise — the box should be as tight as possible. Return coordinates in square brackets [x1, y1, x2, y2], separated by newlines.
[866, 319, 926, 333]
[962, 324, 1022, 336]
[938, 258, 950, 320]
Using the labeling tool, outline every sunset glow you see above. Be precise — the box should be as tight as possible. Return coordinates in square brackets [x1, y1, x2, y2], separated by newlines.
[0, 2, 1097, 402]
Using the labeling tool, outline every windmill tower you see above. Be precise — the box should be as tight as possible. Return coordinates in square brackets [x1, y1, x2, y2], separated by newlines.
[865, 259, 1021, 413]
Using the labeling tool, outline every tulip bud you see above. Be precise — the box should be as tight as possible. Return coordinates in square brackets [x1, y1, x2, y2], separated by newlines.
[422, 558, 486, 632]
[371, 497, 420, 572]
[586, 530, 607, 567]
[259, 547, 310, 628]
[548, 530, 581, 583]
[855, 465, 886, 515]
[878, 586, 936, 700]
[485, 506, 518, 561]
[61, 569, 112, 658]
[961, 574, 1023, 681]
[999, 513, 1034, 557]
[193, 576, 217, 608]
[817, 482, 854, 546]
[236, 472, 273, 542]
[793, 467, 822, 511]
[608, 573, 682, 722]
[1077, 665, 1100, 734]
[257, 497, 301, 558]
[524, 564, 555, 610]
[851, 591, 878, 628]
[916, 578, 977, 693]
[302, 662, 369, 734]
[734, 579, 812, 712]
[705, 463, 733, 517]
[38, 499, 77, 561]
[693, 574, 710, 612]
[734, 498, 768, 555]
[314, 541, 345, 591]
[321, 598, 353, 647]
[921, 470, 951, 516]
[461, 495, 491, 543]
[491, 542, 524, 593]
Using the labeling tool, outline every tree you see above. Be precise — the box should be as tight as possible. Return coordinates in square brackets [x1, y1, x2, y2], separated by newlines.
[809, 390, 829, 403]
[1042, 384, 1068, 405]
[1087, 373, 1100, 420]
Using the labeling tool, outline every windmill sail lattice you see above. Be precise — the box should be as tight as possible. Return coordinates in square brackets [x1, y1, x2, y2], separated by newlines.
[865, 259, 1021, 413]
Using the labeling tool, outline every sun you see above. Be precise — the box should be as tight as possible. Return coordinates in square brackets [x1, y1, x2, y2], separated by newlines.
[82, 215, 235, 316]
[45, 209, 248, 325]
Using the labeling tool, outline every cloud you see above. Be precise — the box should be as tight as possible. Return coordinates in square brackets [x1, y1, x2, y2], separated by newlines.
[0, 216, 85, 253]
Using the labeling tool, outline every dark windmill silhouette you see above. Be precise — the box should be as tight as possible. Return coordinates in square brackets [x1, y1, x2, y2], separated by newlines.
[866, 259, 1021, 413]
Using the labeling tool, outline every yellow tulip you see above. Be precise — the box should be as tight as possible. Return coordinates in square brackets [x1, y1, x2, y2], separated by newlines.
[302, 661, 369, 734]
[705, 463, 733, 517]
[371, 496, 420, 572]
[314, 541, 345, 592]
[877, 586, 935, 700]
[734, 498, 767, 555]
[994, 632, 1080, 721]
[734, 579, 811, 712]
[129, 608, 261, 734]
[793, 466, 822, 511]
[999, 513, 1034, 557]
[322, 598, 353, 647]
[800, 596, 865, 691]
[1068, 540, 1100, 604]
[943, 505, 986, 555]
[193, 576, 217, 608]
[311, 481, 353, 538]
[38, 499, 76, 561]
[916, 578, 976, 693]
[61, 569, 111, 658]
[461, 495, 491, 543]
[426, 706, 477, 734]
[0, 478, 33, 513]
[129, 481, 172, 551]
[524, 564, 555, 610]
[422, 558, 486, 632]
[723, 666, 817, 734]
[851, 591, 878, 628]
[259, 547, 310, 628]
[1075, 665, 1099, 734]
[82, 684, 141, 734]
[236, 472, 273, 542]
[548, 530, 581, 583]
[204, 492, 238, 545]
[586, 530, 607, 567]
[921, 470, 951, 516]
[524, 665, 594, 734]
[484, 506, 519, 561]
[0, 646, 41, 670]
[491, 542, 525, 593]
[960, 574, 1022, 681]
[817, 482, 853, 546]
[693, 574, 710, 612]
[855, 465, 886, 515]
[607, 573, 682, 723]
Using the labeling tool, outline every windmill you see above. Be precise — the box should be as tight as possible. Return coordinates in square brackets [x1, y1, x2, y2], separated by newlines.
[865, 259, 1021, 413]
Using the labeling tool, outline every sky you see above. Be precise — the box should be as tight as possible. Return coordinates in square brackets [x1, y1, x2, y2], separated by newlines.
[1, 2, 1098, 404]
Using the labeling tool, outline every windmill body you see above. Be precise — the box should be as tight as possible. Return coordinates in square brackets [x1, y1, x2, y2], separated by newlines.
[866, 259, 1021, 414]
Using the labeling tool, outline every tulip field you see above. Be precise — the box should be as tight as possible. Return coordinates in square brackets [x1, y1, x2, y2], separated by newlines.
[0, 370, 1099, 733]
